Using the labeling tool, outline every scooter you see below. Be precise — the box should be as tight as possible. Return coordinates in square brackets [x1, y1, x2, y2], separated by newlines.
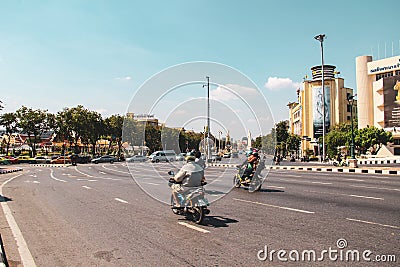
[168, 171, 210, 224]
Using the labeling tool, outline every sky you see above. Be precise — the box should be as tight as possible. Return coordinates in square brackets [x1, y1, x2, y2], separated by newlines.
[1, 0, 399, 139]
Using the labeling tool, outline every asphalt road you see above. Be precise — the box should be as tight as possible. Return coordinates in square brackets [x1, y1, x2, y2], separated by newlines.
[0, 162, 399, 266]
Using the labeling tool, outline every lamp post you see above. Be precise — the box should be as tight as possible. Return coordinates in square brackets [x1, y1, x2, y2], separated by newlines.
[203, 76, 211, 161]
[218, 130, 222, 153]
[347, 94, 356, 159]
[314, 34, 326, 162]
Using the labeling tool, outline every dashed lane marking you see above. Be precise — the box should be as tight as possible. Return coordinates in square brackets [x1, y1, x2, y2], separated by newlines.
[305, 190, 384, 200]
[346, 218, 400, 230]
[178, 222, 210, 233]
[82, 186, 92, 190]
[115, 198, 129, 204]
[349, 185, 400, 192]
[233, 198, 314, 214]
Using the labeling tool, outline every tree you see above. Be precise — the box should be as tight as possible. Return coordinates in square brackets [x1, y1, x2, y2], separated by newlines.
[355, 126, 393, 155]
[0, 112, 18, 155]
[16, 106, 53, 157]
[286, 133, 301, 155]
[325, 123, 351, 159]
[104, 114, 124, 157]
[81, 111, 104, 156]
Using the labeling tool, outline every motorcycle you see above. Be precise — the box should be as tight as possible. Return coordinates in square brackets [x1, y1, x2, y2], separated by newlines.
[332, 160, 348, 167]
[233, 162, 263, 192]
[168, 171, 210, 224]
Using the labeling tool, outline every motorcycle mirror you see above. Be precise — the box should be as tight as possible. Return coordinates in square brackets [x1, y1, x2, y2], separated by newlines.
[168, 170, 174, 175]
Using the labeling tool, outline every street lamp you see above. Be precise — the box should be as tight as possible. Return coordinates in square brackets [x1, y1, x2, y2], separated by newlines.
[347, 94, 356, 159]
[202, 76, 211, 161]
[218, 130, 222, 153]
[314, 33, 326, 162]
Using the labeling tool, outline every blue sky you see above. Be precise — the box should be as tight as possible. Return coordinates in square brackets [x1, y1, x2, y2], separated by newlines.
[1, 0, 399, 138]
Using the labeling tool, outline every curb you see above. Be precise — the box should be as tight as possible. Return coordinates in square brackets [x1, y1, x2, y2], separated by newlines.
[0, 168, 23, 175]
[0, 233, 8, 267]
[207, 163, 237, 168]
[357, 158, 400, 165]
[30, 164, 71, 168]
[270, 165, 400, 175]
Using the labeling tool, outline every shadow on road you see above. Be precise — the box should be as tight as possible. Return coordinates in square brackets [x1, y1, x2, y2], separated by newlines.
[0, 195, 12, 202]
[201, 216, 238, 228]
[259, 188, 284, 193]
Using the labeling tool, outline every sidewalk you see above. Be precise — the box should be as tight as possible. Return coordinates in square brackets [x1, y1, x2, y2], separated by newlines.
[208, 162, 400, 175]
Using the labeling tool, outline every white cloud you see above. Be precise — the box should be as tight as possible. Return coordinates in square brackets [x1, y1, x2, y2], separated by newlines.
[264, 77, 301, 91]
[115, 76, 132, 81]
[211, 84, 258, 101]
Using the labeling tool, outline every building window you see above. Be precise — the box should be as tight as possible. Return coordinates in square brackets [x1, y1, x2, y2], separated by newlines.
[347, 105, 352, 112]
[396, 70, 400, 76]
[347, 116, 351, 121]
[376, 72, 394, 81]
[394, 139, 400, 145]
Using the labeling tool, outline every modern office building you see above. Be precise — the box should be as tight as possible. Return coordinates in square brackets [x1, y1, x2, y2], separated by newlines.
[356, 55, 400, 155]
[288, 65, 357, 156]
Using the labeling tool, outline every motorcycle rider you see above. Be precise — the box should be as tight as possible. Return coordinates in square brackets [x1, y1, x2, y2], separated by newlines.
[171, 153, 205, 207]
[241, 149, 260, 183]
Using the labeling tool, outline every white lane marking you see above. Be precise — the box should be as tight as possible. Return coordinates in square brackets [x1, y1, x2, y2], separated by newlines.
[74, 166, 94, 178]
[178, 222, 210, 233]
[306, 190, 383, 200]
[311, 181, 333, 185]
[29, 174, 37, 178]
[115, 198, 129, 204]
[268, 185, 286, 189]
[276, 178, 332, 185]
[346, 218, 400, 230]
[233, 198, 314, 214]
[102, 165, 130, 174]
[0, 173, 37, 267]
[143, 182, 160, 186]
[33, 181, 40, 184]
[349, 185, 400, 192]
[99, 171, 106, 174]
[88, 180, 98, 182]
[50, 169, 67, 183]
[344, 178, 364, 182]
[82, 186, 92, 190]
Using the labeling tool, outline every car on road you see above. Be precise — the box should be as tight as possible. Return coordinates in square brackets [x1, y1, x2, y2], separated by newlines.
[17, 155, 37, 164]
[149, 150, 176, 163]
[126, 155, 147, 162]
[0, 157, 11, 165]
[3, 156, 19, 164]
[35, 156, 50, 164]
[50, 156, 71, 164]
[91, 155, 118, 164]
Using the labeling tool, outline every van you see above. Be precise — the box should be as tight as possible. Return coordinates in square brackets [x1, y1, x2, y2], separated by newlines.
[149, 150, 177, 163]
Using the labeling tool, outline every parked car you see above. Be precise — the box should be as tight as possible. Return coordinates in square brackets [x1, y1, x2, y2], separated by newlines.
[35, 156, 50, 164]
[3, 156, 19, 164]
[50, 156, 71, 164]
[126, 155, 147, 162]
[91, 155, 117, 164]
[17, 155, 37, 164]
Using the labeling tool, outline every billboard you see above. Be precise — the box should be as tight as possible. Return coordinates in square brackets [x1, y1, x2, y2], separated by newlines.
[313, 86, 330, 138]
[384, 77, 400, 128]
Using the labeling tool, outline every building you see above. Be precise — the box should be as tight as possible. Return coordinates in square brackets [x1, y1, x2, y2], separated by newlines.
[288, 65, 357, 156]
[126, 113, 159, 128]
[356, 55, 400, 155]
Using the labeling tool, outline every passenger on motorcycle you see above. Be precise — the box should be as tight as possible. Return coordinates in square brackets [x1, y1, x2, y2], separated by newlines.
[171, 154, 205, 207]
